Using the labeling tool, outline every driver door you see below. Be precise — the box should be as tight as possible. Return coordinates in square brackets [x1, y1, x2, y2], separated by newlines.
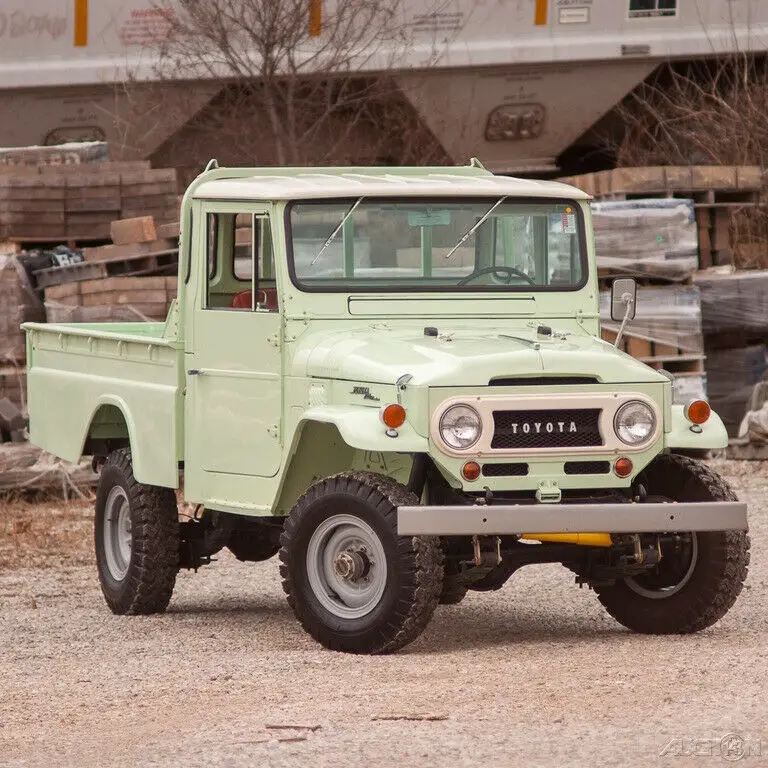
[185, 205, 282, 481]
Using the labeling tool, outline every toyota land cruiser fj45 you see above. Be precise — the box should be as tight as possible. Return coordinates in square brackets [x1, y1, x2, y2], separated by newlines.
[23, 161, 749, 653]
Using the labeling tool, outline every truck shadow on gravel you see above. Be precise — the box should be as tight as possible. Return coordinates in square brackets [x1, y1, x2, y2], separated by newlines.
[163, 591, 636, 654]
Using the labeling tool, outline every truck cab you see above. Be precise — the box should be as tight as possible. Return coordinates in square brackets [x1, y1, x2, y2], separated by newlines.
[24, 162, 749, 653]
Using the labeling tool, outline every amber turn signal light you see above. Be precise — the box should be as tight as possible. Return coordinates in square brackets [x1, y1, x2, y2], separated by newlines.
[381, 403, 406, 429]
[614, 457, 633, 478]
[461, 461, 482, 481]
[685, 399, 711, 425]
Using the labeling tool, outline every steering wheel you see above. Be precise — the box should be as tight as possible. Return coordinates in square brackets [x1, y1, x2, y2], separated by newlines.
[457, 265, 535, 286]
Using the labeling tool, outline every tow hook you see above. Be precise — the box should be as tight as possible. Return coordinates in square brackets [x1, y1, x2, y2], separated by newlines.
[535, 483, 562, 504]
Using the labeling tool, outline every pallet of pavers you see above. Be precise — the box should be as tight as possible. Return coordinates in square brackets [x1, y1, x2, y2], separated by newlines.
[0, 366, 26, 412]
[0, 162, 179, 243]
[0, 250, 45, 364]
[44, 275, 177, 323]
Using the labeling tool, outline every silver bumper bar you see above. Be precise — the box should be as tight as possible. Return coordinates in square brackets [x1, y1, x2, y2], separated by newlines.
[397, 501, 748, 536]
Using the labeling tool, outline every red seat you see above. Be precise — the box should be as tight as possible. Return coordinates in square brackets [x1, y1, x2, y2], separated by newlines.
[230, 288, 278, 310]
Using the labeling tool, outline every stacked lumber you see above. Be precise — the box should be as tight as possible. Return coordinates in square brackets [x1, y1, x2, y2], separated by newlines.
[600, 285, 706, 403]
[45, 276, 177, 323]
[560, 165, 764, 269]
[0, 162, 179, 242]
[0, 443, 97, 495]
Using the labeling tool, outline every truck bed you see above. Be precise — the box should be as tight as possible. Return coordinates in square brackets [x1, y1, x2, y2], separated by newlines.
[22, 320, 183, 488]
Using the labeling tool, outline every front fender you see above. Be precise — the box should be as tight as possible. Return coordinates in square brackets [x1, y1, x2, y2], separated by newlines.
[665, 405, 729, 450]
[300, 406, 428, 452]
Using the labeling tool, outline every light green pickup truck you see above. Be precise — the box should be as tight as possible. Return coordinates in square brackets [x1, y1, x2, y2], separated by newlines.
[24, 161, 749, 653]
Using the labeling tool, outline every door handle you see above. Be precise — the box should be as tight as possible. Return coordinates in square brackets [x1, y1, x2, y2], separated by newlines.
[187, 369, 202, 376]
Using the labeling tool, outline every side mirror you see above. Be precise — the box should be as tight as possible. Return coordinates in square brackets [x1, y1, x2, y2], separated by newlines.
[610, 278, 637, 322]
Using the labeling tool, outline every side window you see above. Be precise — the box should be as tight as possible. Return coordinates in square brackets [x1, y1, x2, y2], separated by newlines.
[207, 213, 218, 279]
[205, 211, 278, 311]
[233, 214, 274, 282]
[628, 0, 676, 18]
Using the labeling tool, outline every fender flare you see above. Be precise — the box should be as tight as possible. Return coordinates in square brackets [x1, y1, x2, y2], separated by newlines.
[665, 405, 729, 450]
[297, 406, 429, 453]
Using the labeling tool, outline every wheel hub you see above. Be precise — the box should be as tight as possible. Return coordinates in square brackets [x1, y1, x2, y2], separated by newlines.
[305, 515, 388, 620]
[103, 485, 132, 582]
[333, 549, 370, 582]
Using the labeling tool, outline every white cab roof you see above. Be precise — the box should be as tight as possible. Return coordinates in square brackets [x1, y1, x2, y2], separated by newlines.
[191, 171, 589, 202]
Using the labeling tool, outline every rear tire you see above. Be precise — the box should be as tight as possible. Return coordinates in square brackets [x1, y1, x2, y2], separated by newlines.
[279, 472, 443, 653]
[94, 449, 179, 615]
[596, 454, 749, 634]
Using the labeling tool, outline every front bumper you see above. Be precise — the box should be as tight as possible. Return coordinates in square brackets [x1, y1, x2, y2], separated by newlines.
[397, 501, 748, 536]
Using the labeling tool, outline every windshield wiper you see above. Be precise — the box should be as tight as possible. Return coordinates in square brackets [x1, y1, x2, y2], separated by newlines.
[310, 197, 363, 266]
[443, 196, 507, 261]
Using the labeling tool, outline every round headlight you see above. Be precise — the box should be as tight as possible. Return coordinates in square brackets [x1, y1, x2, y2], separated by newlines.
[439, 404, 482, 450]
[614, 400, 656, 445]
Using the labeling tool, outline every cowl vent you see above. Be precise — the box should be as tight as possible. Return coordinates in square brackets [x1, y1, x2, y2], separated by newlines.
[489, 376, 599, 386]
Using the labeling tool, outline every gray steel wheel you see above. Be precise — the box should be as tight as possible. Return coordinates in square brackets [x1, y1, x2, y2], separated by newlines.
[624, 533, 699, 599]
[306, 513, 388, 619]
[103, 485, 132, 581]
[279, 472, 443, 653]
[94, 449, 179, 615]
[594, 454, 749, 634]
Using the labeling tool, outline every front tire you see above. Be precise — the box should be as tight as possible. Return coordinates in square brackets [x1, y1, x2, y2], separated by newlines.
[596, 454, 749, 634]
[279, 472, 443, 653]
[94, 449, 179, 615]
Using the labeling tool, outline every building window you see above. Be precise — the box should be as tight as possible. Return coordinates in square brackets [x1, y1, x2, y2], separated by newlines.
[629, 0, 677, 18]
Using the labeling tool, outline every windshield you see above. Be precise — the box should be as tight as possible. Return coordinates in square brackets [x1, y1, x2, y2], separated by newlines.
[288, 198, 586, 292]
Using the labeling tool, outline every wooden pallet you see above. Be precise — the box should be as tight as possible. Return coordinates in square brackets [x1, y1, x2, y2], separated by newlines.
[34, 247, 179, 289]
[561, 166, 764, 199]
[638, 354, 706, 374]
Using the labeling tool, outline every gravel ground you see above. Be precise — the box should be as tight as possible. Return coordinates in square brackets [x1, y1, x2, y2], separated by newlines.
[2, 459, 766, 767]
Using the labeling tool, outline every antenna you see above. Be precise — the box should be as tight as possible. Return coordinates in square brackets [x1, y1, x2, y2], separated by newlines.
[204, 159, 219, 172]
[469, 157, 486, 169]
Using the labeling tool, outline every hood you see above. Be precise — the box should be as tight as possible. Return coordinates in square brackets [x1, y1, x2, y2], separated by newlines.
[291, 326, 667, 387]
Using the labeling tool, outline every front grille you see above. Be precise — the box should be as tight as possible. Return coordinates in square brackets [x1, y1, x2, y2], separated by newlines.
[482, 462, 529, 477]
[564, 460, 611, 475]
[491, 408, 602, 449]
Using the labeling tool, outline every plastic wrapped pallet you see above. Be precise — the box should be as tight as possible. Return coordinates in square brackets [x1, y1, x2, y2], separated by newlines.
[600, 285, 704, 354]
[591, 199, 699, 281]
[694, 269, 768, 340]
[706, 345, 768, 437]
[0, 254, 45, 364]
[600, 285, 705, 404]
